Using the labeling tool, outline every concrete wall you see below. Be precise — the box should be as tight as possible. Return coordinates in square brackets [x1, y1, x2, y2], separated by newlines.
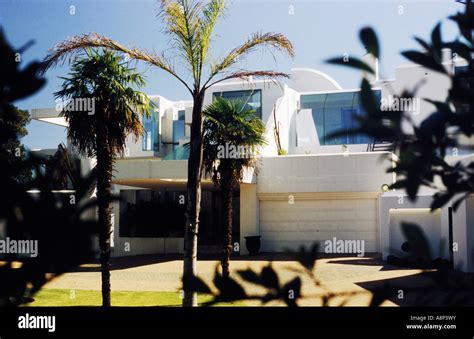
[452, 197, 474, 272]
[465, 196, 474, 271]
[388, 208, 443, 258]
[384, 63, 452, 134]
[239, 183, 258, 255]
[114, 159, 188, 181]
[289, 68, 342, 92]
[274, 85, 299, 155]
[257, 152, 395, 194]
[379, 193, 448, 260]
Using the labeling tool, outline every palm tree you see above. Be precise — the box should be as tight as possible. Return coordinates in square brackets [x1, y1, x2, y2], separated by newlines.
[43, 0, 294, 306]
[202, 97, 266, 279]
[54, 49, 152, 307]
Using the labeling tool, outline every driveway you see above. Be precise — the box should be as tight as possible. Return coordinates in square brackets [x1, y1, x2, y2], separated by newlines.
[42, 254, 441, 306]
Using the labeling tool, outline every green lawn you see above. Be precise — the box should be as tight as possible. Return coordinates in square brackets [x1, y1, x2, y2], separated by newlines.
[24, 289, 244, 307]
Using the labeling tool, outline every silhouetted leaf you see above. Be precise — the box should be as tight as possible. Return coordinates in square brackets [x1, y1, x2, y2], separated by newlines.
[449, 9, 474, 45]
[282, 277, 302, 307]
[405, 177, 420, 201]
[452, 194, 467, 211]
[431, 22, 442, 53]
[183, 275, 212, 294]
[360, 27, 379, 58]
[414, 37, 431, 52]
[261, 292, 277, 304]
[431, 192, 453, 211]
[389, 180, 408, 190]
[289, 243, 319, 271]
[369, 283, 390, 307]
[443, 40, 472, 62]
[401, 50, 446, 74]
[261, 265, 279, 290]
[237, 269, 260, 285]
[213, 268, 247, 302]
[360, 78, 379, 114]
[326, 57, 374, 74]
[401, 222, 431, 260]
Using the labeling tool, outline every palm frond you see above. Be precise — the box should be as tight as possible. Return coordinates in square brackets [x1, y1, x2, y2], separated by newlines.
[196, 0, 225, 81]
[159, 0, 202, 86]
[43, 33, 193, 94]
[55, 49, 152, 158]
[205, 70, 289, 89]
[206, 32, 294, 86]
[202, 96, 267, 185]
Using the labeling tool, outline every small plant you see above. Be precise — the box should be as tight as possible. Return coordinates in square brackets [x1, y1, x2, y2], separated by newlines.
[272, 103, 287, 155]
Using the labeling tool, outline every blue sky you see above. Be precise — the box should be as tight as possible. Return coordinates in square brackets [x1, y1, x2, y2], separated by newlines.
[0, 0, 463, 149]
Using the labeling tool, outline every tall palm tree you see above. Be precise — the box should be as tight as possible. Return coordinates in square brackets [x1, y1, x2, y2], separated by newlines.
[202, 97, 266, 279]
[43, 0, 294, 306]
[54, 49, 152, 307]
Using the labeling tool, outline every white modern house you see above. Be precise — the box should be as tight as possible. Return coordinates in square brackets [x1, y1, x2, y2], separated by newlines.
[31, 50, 474, 272]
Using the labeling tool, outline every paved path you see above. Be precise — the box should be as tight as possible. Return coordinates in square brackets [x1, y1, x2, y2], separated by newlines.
[43, 254, 432, 306]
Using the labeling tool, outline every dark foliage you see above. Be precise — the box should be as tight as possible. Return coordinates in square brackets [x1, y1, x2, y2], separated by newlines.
[326, 4, 474, 211]
[0, 27, 98, 306]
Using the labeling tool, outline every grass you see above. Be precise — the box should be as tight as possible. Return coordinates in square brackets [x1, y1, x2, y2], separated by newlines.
[24, 289, 245, 307]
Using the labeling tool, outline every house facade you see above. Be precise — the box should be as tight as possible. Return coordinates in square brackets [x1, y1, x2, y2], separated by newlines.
[32, 50, 474, 272]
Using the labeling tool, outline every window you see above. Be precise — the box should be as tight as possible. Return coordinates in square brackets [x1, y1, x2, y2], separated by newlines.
[172, 110, 186, 151]
[300, 90, 381, 145]
[142, 111, 159, 151]
[119, 189, 185, 237]
[118, 188, 240, 241]
[213, 90, 262, 119]
[178, 109, 185, 121]
[173, 120, 185, 151]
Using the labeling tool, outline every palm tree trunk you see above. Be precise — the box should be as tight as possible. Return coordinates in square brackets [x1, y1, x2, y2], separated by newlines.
[183, 92, 205, 307]
[96, 129, 113, 307]
[220, 172, 233, 279]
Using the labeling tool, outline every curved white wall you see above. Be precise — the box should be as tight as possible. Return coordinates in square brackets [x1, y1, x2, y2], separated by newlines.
[289, 68, 343, 93]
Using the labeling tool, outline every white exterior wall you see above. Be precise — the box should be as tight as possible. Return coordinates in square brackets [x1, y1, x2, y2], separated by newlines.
[240, 183, 258, 255]
[123, 96, 192, 159]
[388, 209, 443, 258]
[246, 152, 395, 253]
[289, 68, 342, 92]
[114, 158, 188, 182]
[383, 64, 452, 135]
[275, 85, 300, 154]
[257, 152, 394, 194]
[452, 196, 474, 272]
